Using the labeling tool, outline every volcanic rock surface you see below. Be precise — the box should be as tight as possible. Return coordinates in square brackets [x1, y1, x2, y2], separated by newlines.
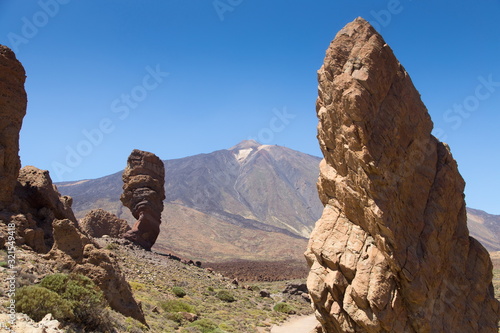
[80, 208, 131, 238]
[305, 18, 500, 332]
[46, 219, 145, 323]
[0, 46, 27, 207]
[120, 149, 165, 250]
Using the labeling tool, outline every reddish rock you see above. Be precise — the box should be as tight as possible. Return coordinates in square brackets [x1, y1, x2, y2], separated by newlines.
[120, 149, 165, 250]
[80, 208, 131, 238]
[0, 46, 27, 208]
[47, 219, 146, 324]
[305, 17, 500, 332]
[9, 166, 77, 252]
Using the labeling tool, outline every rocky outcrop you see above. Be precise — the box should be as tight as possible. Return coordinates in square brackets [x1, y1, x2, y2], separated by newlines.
[80, 208, 131, 238]
[121, 149, 165, 250]
[8, 166, 77, 252]
[0, 46, 27, 208]
[305, 18, 500, 332]
[46, 219, 145, 324]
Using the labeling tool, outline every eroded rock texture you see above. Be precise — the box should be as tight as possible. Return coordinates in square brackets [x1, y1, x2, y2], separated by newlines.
[47, 219, 145, 324]
[80, 208, 131, 238]
[305, 18, 500, 332]
[0, 46, 27, 207]
[121, 149, 165, 250]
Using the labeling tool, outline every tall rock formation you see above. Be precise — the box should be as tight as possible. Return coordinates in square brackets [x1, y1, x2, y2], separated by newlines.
[305, 18, 500, 332]
[121, 149, 165, 250]
[0, 46, 27, 208]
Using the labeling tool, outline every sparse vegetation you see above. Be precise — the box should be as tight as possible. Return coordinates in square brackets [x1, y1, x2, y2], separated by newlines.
[1, 239, 313, 332]
[105, 241, 313, 332]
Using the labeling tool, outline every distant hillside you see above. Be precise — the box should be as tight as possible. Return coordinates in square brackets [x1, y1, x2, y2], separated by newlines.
[467, 208, 500, 252]
[57, 140, 500, 260]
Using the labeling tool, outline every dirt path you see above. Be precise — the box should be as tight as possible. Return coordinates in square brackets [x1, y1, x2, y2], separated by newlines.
[270, 314, 317, 333]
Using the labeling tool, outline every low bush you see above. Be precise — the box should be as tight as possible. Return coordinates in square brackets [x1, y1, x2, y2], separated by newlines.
[172, 286, 187, 298]
[188, 318, 220, 333]
[273, 302, 296, 314]
[216, 290, 235, 303]
[160, 299, 196, 313]
[15, 285, 73, 321]
[16, 273, 106, 329]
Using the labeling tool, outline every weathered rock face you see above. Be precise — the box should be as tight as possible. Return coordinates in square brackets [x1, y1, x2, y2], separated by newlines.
[121, 149, 165, 250]
[305, 17, 500, 332]
[0, 46, 27, 208]
[80, 208, 131, 238]
[10, 166, 77, 252]
[47, 219, 146, 324]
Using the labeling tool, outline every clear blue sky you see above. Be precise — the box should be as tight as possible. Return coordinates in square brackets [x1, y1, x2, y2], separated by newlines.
[0, 0, 499, 214]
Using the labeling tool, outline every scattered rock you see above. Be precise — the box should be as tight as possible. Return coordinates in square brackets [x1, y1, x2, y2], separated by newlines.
[80, 208, 131, 238]
[305, 17, 500, 332]
[120, 149, 165, 250]
[259, 290, 271, 298]
[0, 313, 64, 333]
[180, 312, 198, 322]
[283, 283, 307, 295]
[0, 46, 27, 208]
[39, 313, 63, 332]
[300, 293, 310, 303]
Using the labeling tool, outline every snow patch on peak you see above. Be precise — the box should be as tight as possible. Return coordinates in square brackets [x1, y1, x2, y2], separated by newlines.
[234, 148, 254, 163]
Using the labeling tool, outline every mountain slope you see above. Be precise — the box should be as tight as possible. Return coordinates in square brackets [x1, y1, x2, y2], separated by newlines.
[467, 208, 500, 251]
[57, 140, 500, 260]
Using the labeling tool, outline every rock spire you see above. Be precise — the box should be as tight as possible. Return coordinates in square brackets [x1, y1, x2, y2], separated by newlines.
[0, 46, 27, 208]
[305, 17, 500, 332]
[120, 149, 165, 250]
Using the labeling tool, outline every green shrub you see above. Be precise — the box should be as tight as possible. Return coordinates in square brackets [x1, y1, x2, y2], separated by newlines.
[0, 261, 8, 268]
[105, 243, 118, 250]
[188, 318, 219, 333]
[165, 311, 185, 324]
[39, 273, 69, 294]
[15, 285, 73, 321]
[273, 302, 296, 314]
[216, 290, 235, 303]
[172, 286, 187, 298]
[160, 299, 196, 313]
[62, 275, 105, 326]
[20, 273, 106, 328]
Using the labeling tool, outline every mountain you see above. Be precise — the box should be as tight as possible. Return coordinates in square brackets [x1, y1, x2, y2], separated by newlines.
[57, 140, 323, 261]
[56, 140, 500, 260]
[467, 208, 500, 251]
